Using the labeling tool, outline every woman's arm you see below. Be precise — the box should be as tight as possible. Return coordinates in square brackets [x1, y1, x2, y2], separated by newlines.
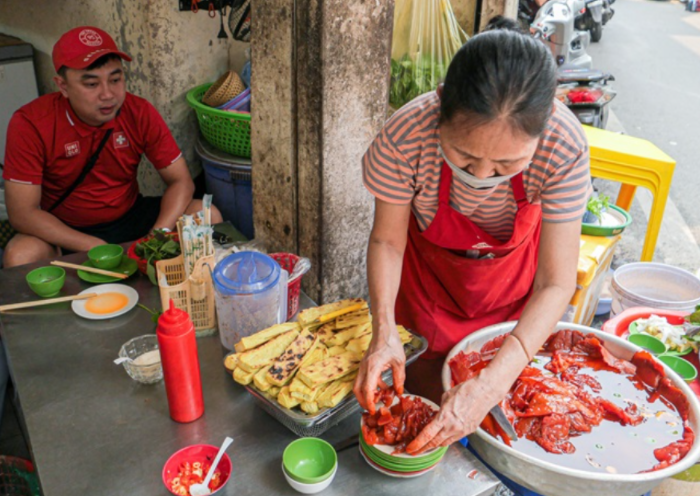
[353, 198, 412, 414]
[407, 218, 581, 452]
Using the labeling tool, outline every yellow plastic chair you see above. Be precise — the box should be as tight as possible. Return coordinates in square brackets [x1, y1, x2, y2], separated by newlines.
[583, 125, 675, 262]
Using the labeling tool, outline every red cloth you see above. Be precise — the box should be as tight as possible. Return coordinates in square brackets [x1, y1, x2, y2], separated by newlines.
[396, 162, 542, 358]
[3, 92, 181, 227]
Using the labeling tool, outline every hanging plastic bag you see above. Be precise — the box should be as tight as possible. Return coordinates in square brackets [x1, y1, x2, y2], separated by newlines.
[390, 0, 468, 109]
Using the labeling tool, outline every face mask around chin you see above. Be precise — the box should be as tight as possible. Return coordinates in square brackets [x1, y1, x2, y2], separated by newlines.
[438, 144, 527, 190]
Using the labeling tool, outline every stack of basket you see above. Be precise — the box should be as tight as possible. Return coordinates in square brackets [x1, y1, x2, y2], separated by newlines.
[202, 71, 246, 108]
[187, 71, 251, 157]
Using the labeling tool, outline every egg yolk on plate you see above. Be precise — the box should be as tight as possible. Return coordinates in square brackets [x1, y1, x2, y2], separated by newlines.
[85, 292, 129, 315]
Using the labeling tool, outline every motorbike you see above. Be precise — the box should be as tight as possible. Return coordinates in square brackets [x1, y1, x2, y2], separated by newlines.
[530, 0, 616, 129]
[555, 67, 616, 129]
[531, 0, 592, 69]
[574, 0, 615, 42]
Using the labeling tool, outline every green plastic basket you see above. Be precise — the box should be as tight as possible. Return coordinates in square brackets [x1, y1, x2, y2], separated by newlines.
[186, 83, 251, 158]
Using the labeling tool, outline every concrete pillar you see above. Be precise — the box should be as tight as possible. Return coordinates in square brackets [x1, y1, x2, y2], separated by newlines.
[452, 0, 479, 36]
[250, 1, 297, 255]
[252, 0, 394, 302]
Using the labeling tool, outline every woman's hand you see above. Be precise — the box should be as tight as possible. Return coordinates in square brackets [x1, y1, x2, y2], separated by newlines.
[406, 375, 499, 454]
[353, 323, 406, 414]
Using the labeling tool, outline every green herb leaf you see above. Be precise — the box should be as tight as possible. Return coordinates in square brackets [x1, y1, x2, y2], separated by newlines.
[146, 262, 158, 286]
[586, 194, 611, 225]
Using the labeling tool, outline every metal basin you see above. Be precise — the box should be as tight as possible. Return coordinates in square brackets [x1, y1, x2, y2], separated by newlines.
[441, 321, 700, 496]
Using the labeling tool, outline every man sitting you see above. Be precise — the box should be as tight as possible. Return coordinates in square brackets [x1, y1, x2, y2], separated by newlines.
[2, 26, 221, 268]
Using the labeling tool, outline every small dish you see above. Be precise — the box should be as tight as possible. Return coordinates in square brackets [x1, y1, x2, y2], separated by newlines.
[628, 322, 693, 357]
[162, 444, 232, 496]
[358, 444, 438, 479]
[359, 435, 445, 471]
[78, 256, 138, 284]
[627, 333, 667, 355]
[88, 244, 124, 270]
[581, 204, 632, 237]
[361, 393, 441, 459]
[282, 462, 336, 494]
[282, 437, 337, 484]
[118, 335, 162, 384]
[26, 266, 66, 298]
[71, 284, 138, 320]
[658, 355, 698, 383]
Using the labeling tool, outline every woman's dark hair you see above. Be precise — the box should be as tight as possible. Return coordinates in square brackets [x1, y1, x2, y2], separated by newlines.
[440, 19, 556, 137]
[483, 15, 524, 33]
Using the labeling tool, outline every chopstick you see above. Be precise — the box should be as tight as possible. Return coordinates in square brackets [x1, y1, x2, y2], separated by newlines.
[0, 293, 98, 313]
[50, 261, 129, 279]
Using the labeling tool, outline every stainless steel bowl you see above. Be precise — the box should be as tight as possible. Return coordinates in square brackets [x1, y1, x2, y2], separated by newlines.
[441, 321, 700, 496]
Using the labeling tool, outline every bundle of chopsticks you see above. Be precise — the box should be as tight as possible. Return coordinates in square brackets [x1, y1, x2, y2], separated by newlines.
[177, 194, 215, 279]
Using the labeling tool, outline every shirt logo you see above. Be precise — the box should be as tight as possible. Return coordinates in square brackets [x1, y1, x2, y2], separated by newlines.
[65, 141, 81, 158]
[113, 132, 129, 149]
[79, 29, 103, 47]
[472, 242, 492, 250]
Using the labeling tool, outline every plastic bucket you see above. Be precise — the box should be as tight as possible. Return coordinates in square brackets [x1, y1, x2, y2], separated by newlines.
[610, 262, 700, 317]
[195, 137, 253, 240]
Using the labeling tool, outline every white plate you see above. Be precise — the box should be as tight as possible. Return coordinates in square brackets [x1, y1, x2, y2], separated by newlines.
[358, 444, 438, 478]
[361, 393, 441, 459]
[72, 284, 139, 320]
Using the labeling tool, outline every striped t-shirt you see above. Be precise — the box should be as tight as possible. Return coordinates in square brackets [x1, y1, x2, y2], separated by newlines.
[362, 93, 592, 241]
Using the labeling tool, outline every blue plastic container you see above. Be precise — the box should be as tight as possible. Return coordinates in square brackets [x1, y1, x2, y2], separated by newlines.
[195, 137, 253, 239]
[212, 252, 287, 350]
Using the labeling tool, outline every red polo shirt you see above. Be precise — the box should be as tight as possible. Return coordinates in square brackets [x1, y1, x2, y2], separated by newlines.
[3, 92, 182, 227]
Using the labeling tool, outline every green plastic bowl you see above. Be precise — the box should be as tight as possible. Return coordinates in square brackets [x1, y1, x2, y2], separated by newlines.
[581, 204, 632, 236]
[26, 266, 66, 298]
[658, 355, 698, 383]
[282, 438, 337, 484]
[627, 333, 667, 355]
[88, 244, 124, 270]
[359, 435, 446, 471]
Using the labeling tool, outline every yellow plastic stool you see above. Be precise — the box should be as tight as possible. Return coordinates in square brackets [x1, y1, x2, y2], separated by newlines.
[584, 125, 675, 262]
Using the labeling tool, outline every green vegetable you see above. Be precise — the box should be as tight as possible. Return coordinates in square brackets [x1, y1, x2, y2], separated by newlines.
[134, 229, 181, 285]
[389, 54, 448, 109]
[686, 304, 700, 325]
[586, 194, 611, 225]
[138, 304, 162, 324]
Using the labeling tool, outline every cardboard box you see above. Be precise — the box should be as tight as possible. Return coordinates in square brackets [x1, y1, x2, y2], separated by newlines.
[562, 234, 621, 326]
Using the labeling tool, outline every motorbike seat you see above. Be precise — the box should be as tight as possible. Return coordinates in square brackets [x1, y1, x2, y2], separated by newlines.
[557, 66, 611, 83]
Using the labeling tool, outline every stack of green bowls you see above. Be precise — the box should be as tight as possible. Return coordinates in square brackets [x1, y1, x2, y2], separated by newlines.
[358, 432, 447, 477]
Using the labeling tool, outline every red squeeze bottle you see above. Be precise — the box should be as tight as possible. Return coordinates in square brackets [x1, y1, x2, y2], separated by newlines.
[156, 300, 205, 423]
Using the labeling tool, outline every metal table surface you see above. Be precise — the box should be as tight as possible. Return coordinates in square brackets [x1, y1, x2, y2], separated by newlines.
[0, 253, 500, 496]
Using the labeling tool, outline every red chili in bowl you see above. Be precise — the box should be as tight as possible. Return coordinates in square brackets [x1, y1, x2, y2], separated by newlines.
[169, 461, 222, 496]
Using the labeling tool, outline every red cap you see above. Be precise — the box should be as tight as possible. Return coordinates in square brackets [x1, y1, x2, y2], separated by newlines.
[52, 26, 132, 73]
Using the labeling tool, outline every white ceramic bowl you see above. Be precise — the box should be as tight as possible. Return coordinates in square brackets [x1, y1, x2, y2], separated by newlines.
[282, 462, 337, 494]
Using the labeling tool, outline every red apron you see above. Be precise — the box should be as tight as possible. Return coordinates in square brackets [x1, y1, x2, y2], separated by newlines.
[396, 161, 542, 401]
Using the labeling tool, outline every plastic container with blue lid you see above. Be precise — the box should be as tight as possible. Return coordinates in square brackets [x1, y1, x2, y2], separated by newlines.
[213, 252, 288, 350]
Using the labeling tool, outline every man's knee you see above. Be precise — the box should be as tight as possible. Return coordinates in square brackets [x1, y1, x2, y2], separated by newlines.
[2, 234, 58, 268]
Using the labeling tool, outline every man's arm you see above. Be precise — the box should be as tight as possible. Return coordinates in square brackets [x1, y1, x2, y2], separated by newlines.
[152, 157, 195, 230]
[5, 181, 105, 252]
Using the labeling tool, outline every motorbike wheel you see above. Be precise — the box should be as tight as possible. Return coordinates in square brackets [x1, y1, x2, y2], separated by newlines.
[590, 22, 603, 43]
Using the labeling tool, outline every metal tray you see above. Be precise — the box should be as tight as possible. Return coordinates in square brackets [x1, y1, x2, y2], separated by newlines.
[243, 330, 428, 437]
